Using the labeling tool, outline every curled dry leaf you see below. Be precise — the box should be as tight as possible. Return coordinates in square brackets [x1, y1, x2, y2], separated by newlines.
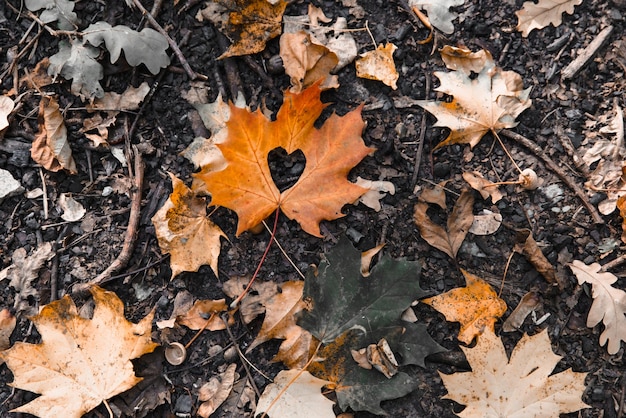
[197, 363, 237, 418]
[176, 299, 231, 331]
[280, 31, 339, 92]
[440, 329, 589, 417]
[354, 176, 396, 211]
[422, 269, 507, 344]
[355, 43, 399, 89]
[462, 171, 504, 202]
[418, 180, 448, 209]
[502, 291, 541, 332]
[360, 243, 385, 277]
[440, 45, 491, 74]
[569, 260, 626, 355]
[223, 276, 278, 324]
[31, 96, 77, 174]
[414, 188, 474, 259]
[86, 82, 150, 112]
[58, 193, 86, 222]
[516, 0, 583, 37]
[152, 173, 226, 278]
[514, 228, 563, 289]
[0, 286, 158, 418]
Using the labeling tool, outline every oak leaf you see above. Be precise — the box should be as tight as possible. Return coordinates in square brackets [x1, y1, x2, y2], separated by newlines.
[440, 329, 589, 417]
[256, 370, 335, 418]
[418, 47, 531, 150]
[152, 173, 226, 278]
[25, 0, 77, 30]
[414, 188, 474, 259]
[408, 0, 465, 34]
[0, 286, 158, 418]
[422, 269, 507, 344]
[569, 260, 626, 354]
[48, 39, 104, 99]
[355, 43, 399, 89]
[516, 0, 583, 37]
[196, 0, 287, 58]
[194, 83, 373, 237]
[31, 96, 77, 174]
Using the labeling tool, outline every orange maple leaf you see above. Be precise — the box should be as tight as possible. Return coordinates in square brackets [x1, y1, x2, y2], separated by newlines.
[422, 269, 507, 344]
[194, 84, 373, 237]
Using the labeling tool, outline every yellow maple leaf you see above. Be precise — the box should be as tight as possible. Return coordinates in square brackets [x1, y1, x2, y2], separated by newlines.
[422, 269, 507, 344]
[418, 46, 531, 150]
[0, 286, 157, 418]
[355, 43, 399, 89]
[152, 173, 226, 278]
[194, 83, 373, 237]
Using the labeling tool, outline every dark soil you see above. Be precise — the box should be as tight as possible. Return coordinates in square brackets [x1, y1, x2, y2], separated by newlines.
[1, 0, 625, 417]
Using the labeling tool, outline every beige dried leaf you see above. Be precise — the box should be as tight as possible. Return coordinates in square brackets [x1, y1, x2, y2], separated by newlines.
[176, 299, 230, 331]
[516, 0, 583, 37]
[408, 0, 465, 34]
[354, 176, 395, 211]
[440, 45, 492, 74]
[86, 82, 150, 112]
[441, 329, 589, 417]
[0, 95, 15, 132]
[31, 96, 77, 174]
[280, 31, 339, 92]
[569, 260, 626, 354]
[502, 291, 541, 332]
[355, 43, 399, 89]
[462, 171, 504, 202]
[197, 363, 237, 417]
[0, 287, 157, 418]
[222, 276, 279, 324]
[0, 309, 16, 356]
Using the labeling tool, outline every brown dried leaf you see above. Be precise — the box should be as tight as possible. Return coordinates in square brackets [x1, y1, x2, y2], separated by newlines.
[462, 171, 504, 202]
[176, 299, 231, 331]
[222, 276, 279, 324]
[502, 291, 541, 332]
[31, 96, 77, 174]
[418, 181, 448, 209]
[355, 43, 399, 89]
[87, 82, 150, 112]
[440, 45, 492, 74]
[413, 189, 474, 259]
[197, 363, 237, 418]
[514, 229, 563, 289]
[0, 309, 16, 354]
[280, 31, 339, 92]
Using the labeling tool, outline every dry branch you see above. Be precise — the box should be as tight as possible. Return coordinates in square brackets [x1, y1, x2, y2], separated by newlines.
[561, 25, 613, 80]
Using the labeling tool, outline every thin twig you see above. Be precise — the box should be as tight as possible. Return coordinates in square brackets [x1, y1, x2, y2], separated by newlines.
[71, 147, 144, 295]
[500, 129, 604, 224]
[221, 314, 262, 397]
[129, 0, 200, 80]
[411, 70, 429, 188]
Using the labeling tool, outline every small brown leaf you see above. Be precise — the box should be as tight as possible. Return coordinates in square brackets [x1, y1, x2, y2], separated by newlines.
[0, 309, 16, 355]
[502, 291, 542, 332]
[463, 171, 504, 202]
[280, 31, 339, 92]
[31, 96, 77, 174]
[514, 229, 563, 289]
[197, 363, 237, 417]
[176, 299, 231, 331]
[355, 43, 399, 89]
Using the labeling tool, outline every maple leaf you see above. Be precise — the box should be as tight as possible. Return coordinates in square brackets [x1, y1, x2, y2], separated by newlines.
[516, 0, 583, 37]
[256, 370, 335, 418]
[194, 83, 373, 237]
[196, 0, 287, 58]
[298, 236, 426, 344]
[31, 96, 77, 174]
[422, 269, 507, 344]
[355, 43, 399, 89]
[440, 329, 589, 417]
[413, 188, 474, 259]
[569, 260, 626, 355]
[418, 47, 531, 150]
[152, 173, 226, 278]
[0, 286, 158, 418]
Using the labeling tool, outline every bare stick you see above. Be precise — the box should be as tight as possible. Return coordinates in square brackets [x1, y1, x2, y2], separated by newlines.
[561, 25, 613, 80]
[72, 148, 144, 295]
[130, 0, 200, 80]
[411, 70, 429, 189]
[500, 129, 604, 224]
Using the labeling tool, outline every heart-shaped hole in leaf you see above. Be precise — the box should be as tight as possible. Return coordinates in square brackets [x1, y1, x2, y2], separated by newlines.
[268, 147, 306, 192]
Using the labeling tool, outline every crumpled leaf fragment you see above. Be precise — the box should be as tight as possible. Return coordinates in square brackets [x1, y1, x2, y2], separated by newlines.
[197, 363, 237, 418]
[31, 96, 77, 173]
[83, 22, 170, 74]
[280, 31, 339, 92]
[152, 173, 226, 278]
[0, 286, 158, 418]
[514, 229, 563, 289]
[0, 95, 15, 132]
[176, 299, 231, 331]
[354, 176, 395, 211]
[87, 82, 150, 112]
[58, 193, 86, 222]
[422, 269, 507, 344]
[355, 43, 399, 89]
[0, 309, 16, 357]
[25, 0, 78, 30]
[223, 276, 278, 324]
[408, 0, 465, 34]
[502, 291, 541, 332]
[417, 46, 531, 150]
[440, 328, 589, 417]
[440, 45, 492, 74]
[196, 0, 287, 58]
[48, 39, 104, 99]
[569, 260, 626, 355]
[463, 171, 504, 202]
[516, 0, 583, 37]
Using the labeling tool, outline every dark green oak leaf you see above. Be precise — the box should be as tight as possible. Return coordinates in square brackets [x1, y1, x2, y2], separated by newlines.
[298, 236, 426, 343]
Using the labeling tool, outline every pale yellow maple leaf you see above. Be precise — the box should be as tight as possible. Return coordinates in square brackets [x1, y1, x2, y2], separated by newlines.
[152, 173, 226, 278]
[569, 260, 626, 355]
[516, 0, 583, 37]
[440, 329, 589, 418]
[256, 370, 335, 418]
[418, 47, 531, 150]
[0, 286, 157, 418]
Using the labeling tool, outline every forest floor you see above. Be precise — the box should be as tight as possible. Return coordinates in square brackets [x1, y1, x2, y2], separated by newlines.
[1, 0, 626, 417]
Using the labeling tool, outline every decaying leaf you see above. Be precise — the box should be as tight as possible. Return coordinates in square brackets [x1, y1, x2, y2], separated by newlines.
[31, 96, 77, 174]
[418, 46, 531, 150]
[256, 370, 335, 418]
[440, 329, 589, 417]
[152, 173, 226, 278]
[223, 276, 278, 324]
[440, 45, 491, 74]
[176, 299, 231, 331]
[0, 309, 16, 355]
[516, 0, 583, 37]
[299, 237, 426, 344]
[618, 194, 626, 244]
[0, 242, 55, 317]
[414, 188, 474, 259]
[469, 209, 502, 236]
[360, 243, 385, 277]
[422, 269, 507, 344]
[58, 193, 86, 222]
[25, 0, 78, 30]
[280, 31, 339, 92]
[83, 22, 170, 74]
[194, 83, 373, 237]
[408, 0, 465, 34]
[355, 43, 399, 89]
[197, 363, 237, 418]
[0, 95, 15, 132]
[502, 291, 542, 332]
[569, 260, 626, 355]
[354, 177, 396, 212]
[514, 229, 563, 289]
[0, 286, 158, 418]
[462, 171, 504, 203]
[48, 39, 104, 99]
[87, 82, 150, 112]
[197, 0, 287, 58]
